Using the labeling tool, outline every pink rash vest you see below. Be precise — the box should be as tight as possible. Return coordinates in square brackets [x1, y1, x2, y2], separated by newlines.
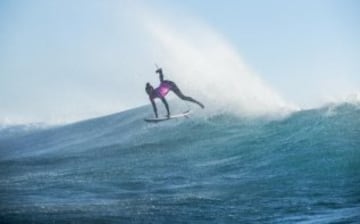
[151, 81, 172, 99]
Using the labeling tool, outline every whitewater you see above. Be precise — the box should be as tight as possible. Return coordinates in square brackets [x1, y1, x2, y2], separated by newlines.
[0, 101, 359, 223]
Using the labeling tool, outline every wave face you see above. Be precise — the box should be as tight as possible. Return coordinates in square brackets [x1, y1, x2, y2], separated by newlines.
[0, 103, 359, 223]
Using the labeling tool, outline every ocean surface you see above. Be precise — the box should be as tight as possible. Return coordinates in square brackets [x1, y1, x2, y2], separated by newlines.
[0, 103, 359, 223]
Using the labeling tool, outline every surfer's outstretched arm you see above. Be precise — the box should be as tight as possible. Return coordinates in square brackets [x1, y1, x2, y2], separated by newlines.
[150, 98, 158, 118]
[156, 68, 164, 82]
[160, 97, 170, 117]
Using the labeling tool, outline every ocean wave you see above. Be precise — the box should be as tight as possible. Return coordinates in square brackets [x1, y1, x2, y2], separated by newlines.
[0, 101, 359, 223]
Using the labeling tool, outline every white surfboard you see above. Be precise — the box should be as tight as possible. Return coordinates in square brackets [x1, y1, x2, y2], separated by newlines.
[144, 110, 191, 123]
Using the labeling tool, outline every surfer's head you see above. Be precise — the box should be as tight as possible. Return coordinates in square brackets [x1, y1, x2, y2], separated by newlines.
[145, 83, 154, 95]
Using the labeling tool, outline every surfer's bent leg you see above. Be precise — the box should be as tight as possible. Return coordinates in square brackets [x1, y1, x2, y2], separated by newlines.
[150, 98, 158, 118]
[170, 83, 204, 109]
[160, 97, 170, 117]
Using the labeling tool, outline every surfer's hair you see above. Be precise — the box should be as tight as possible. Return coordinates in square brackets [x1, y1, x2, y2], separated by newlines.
[145, 83, 153, 95]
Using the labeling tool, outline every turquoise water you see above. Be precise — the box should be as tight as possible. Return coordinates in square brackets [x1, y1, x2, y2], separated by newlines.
[0, 103, 359, 223]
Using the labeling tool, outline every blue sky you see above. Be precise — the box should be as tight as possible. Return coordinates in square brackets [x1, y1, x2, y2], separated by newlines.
[0, 0, 359, 123]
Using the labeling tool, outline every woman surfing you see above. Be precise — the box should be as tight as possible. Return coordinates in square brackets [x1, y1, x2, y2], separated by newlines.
[145, 67, 204, 118]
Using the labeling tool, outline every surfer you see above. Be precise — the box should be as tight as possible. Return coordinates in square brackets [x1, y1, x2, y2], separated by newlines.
[145, 67, 204, 118]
